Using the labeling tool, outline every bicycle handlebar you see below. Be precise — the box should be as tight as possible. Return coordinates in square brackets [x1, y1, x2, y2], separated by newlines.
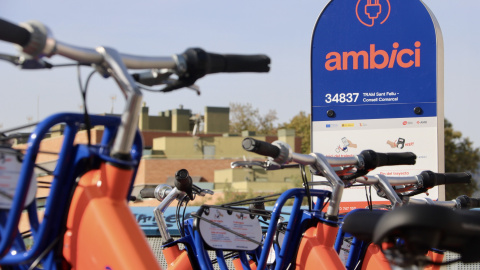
[240, 138, 471, 210]
[243, 138, 343, 218]
[354, 171, 472, 207]
[241, 137, 416, 171]
[241, 137, 418, 218]
[0, 18, 270, 158]
[408, 195, 480, 210]
[0, 18, 270, 75]
[139, 169, 213, 202]
[356, 171, 471, 188]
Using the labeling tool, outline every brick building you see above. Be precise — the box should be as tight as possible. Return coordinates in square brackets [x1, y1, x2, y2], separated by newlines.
[16, 103, 302, 201]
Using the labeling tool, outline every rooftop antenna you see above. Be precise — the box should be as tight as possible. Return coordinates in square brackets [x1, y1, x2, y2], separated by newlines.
[110, 95, 117, 114]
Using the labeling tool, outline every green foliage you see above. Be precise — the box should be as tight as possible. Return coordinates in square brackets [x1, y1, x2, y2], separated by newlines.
[229, 103, 311, 153]
[280, 111, 311, 154]
[444, 119, 480, 200]
[229, 102, 278, 135]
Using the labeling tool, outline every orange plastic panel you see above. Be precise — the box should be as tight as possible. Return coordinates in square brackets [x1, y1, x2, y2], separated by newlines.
[232, 258, 257, 270]
[362, 244, 391, 270]
[163, 246, 192, 270]
[63, 162, 161, 270]
[295, 222, 345, 269]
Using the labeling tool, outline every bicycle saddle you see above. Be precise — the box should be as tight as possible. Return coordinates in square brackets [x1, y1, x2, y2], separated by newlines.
[341, 209, 386, 241]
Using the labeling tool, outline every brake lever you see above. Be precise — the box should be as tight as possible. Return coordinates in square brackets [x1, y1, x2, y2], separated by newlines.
[231, 160, 267, 169]
[160, 78, 200, 95]
[0, 53, 19, 65]
[131, 69, 201, 95]
[0, 53, 52, 69]
[231, 160, 300, 170]
[131, 69, 173, 86]
[192, 184, 214, 196]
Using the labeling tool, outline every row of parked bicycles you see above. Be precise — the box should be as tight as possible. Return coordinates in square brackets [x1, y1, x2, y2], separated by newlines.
[0, 17, 479, 270]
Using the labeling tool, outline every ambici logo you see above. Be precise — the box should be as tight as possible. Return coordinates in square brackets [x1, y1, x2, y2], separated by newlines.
[325, 42, 421, 71]
[356, 0, 391, 27]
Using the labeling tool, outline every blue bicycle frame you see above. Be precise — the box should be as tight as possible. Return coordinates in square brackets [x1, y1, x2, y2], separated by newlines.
[169, 188, 333, 270]
[0, 113, 142, 269]
[335, 210, 378, 270]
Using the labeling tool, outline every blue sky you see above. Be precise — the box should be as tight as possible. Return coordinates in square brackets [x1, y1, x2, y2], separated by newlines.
[0, 1, 479, 148]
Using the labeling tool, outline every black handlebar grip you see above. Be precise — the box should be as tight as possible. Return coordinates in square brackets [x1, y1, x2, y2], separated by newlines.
[360, 150, 416, 171]
[456, 195, 480, 209]
[242, 137, 280, 159]
[376, 152, 417, 167]
[181, 48, 270, 82]
[471, 198, 480, 208]
[139, 188, 156, 199]
[0, 18, 30, 46]
[175, 169, 194, 200]
[205, 53, 270, 74]
[421, 171, 471, 188]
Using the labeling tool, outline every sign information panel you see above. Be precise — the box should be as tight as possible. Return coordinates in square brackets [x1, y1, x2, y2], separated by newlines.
[311, 0, 444, 210]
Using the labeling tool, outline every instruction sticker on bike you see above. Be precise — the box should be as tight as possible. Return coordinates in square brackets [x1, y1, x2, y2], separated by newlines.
[196, 206, 262, 251]
[311, 0, 444, 206]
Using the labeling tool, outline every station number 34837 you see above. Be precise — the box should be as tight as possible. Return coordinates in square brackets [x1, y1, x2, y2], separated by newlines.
[325, 93, 359, 103]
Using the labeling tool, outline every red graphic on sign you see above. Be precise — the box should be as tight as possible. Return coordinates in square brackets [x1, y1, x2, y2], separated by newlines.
[356, 0, 391, 27]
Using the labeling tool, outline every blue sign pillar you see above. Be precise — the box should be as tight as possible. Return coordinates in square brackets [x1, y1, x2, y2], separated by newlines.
[311, 0, 444, 208]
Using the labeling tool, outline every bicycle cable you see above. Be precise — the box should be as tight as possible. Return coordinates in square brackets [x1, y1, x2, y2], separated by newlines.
[175, 198, 182, 236]
[321, 197, 330, 212]
[76, 65, 96, 147]
[27, 234, 61, 270]
[176, 195, 189, 237]
[300, 164, 312, 211]
[365, 185, 373, 210]
[181, 196, 190, 236]
[220, 192, 283, 207]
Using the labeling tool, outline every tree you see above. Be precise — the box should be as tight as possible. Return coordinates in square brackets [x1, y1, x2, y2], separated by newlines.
[229, 102, 278, 135]
[280, 111, 311, 154]
[444, 119, 480, 200]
